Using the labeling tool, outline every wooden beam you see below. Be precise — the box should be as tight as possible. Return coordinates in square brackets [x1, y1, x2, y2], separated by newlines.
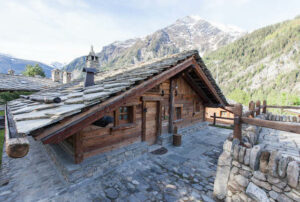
[191, 61, 225, 106]
[241, 117, 300, 134]
[114, 110, 119, 127]
[141, 101, 146, 141]
[266, 105, 300, 109]
[182, 73, 212, 104]
[249, 101, 255, 118]
[39, 57, 195, 144]
[142, 96, 163, 101]
[262, 100, 267, 114]
[157, 101, 162, 136]
[74, 132, 83, 164]
[5, 105, 29, 158]
[169, 78, 175, 133]
[233, 104, 242, 141]
[221, 105, 240, 116]
[256, 100, 261, 116]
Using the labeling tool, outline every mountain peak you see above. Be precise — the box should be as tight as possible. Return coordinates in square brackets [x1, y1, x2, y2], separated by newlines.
[64, 16, 244, 75]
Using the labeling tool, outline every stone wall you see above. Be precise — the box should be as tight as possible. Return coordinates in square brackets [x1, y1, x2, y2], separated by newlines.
[45, 142, 149, 184]
[265, 112, 300, 123]
[214, 116, 300, 202]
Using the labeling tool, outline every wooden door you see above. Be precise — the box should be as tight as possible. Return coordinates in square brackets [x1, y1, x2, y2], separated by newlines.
[145, 101, 159, 145]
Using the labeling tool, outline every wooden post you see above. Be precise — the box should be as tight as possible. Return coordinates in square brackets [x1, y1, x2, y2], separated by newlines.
[141, 101, 146, 141]
[256, 100, 261, 116]
[249, 101, 255, 118]
[233, 103, 242, 141]
[262, 100, 267, 114]
[213, 112, 216, 125]
[74, 132, 83, 164]
[169, 78, 175, 133]
[173, 126, 181, 146]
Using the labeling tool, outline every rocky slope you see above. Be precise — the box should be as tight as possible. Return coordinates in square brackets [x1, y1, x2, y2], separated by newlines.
[204, 16, 300, 105]
[0, 53, 53, 77]
[64, 16, 244, 75]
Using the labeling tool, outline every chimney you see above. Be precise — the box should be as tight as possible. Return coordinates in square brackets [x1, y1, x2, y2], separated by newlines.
[86, 45, 99, 68]
[63, 71, 72, 84]
[83, 68, 97, 87]
[51, 69, 61, 82]
[8, 69, 15, 75]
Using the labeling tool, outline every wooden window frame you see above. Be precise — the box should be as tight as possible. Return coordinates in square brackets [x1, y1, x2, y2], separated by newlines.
[114, 104, 137, 127]
[220, 110, 227, 117]
[174, 104, 183, 121]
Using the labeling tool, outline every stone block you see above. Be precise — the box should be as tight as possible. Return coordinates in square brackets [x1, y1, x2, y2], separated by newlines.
[218, 151, 233, 166]
[285, 189, 300, 201]
[214, 152, 232, 200]
[250, 145, 262, 170]
[251, 176, 272, 190]
[244, 148, 251, 166]
[233, 145, 240, 161]
[278, 156, 293, 178]
[239, 146, 246, 163]
[232, 160, 241, 168]
[268, 151, 281, 177]
[223, 140, 233, 153]
[269, 190, 279, 200]
[287, 161, 299, 188]
[246, 182, 270, 202]
[277, 194, 293, 202]
[234, 174, 249, 187]
[239, 169, 252, 178]
[271, 185, 283, 193]
[260, 150, 270, 173]
[253, 171, 266, 181]
[267, 175, 281, 185]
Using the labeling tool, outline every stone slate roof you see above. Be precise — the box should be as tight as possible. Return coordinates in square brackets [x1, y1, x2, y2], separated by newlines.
[7, 50, 228, 136]
[0, 73, 59, 92]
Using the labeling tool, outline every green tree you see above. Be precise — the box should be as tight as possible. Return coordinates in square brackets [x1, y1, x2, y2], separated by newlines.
[22, 64, 45, 77]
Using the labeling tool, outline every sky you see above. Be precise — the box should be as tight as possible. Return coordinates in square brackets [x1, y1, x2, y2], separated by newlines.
[0, 0, 299, 65]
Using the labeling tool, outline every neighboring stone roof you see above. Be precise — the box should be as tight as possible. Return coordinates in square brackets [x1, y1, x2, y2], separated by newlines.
[0, 73, 59, 92]
[7, 50, 228, 136]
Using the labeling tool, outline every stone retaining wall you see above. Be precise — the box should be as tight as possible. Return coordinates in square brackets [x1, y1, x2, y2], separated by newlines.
[265, 112, 300, 123]
[45, 142, 149, 184]
[214, 116, 300, 202]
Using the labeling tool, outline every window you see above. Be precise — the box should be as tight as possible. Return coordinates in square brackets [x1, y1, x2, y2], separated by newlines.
[119, 107, 129, 121]
[220, 111, 227, 117]
[115, 106, 135, 125]
[176, 107, 182, 120]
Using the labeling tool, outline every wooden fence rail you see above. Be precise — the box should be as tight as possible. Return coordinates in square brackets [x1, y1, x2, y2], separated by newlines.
[230, 100, 300, 141]
[210, 113, 234, 126]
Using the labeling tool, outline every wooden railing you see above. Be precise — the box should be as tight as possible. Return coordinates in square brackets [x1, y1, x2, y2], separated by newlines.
[210, 113, 234, 126]
[227, 100, 300, 141]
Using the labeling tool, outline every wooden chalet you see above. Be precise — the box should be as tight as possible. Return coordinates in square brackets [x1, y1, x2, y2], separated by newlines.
[5, 50, 228, 164]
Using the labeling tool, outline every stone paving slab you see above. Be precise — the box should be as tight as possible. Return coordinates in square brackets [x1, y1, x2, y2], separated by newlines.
[259, 127, 300, 161]
[0, 124, 232, 202]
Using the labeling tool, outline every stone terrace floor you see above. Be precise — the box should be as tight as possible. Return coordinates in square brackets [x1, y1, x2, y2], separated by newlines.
[259, 127, 300, 161]
[0, 124, 232, 202]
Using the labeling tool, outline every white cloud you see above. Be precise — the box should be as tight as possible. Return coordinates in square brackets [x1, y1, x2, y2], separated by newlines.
[0, 0, 136, 64]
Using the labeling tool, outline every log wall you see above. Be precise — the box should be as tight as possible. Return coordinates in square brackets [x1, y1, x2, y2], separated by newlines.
[71, 77, 205, 162]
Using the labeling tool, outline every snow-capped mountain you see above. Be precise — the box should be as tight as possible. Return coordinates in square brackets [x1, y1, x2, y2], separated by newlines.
[0, 53, 54, 77]
[50, 61, 66, 69]
[64, 16, 244, 73]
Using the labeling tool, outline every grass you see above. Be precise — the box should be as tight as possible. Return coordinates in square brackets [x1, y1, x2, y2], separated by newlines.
[0, 129, 4, 165]
[0, 111, 4, 116]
